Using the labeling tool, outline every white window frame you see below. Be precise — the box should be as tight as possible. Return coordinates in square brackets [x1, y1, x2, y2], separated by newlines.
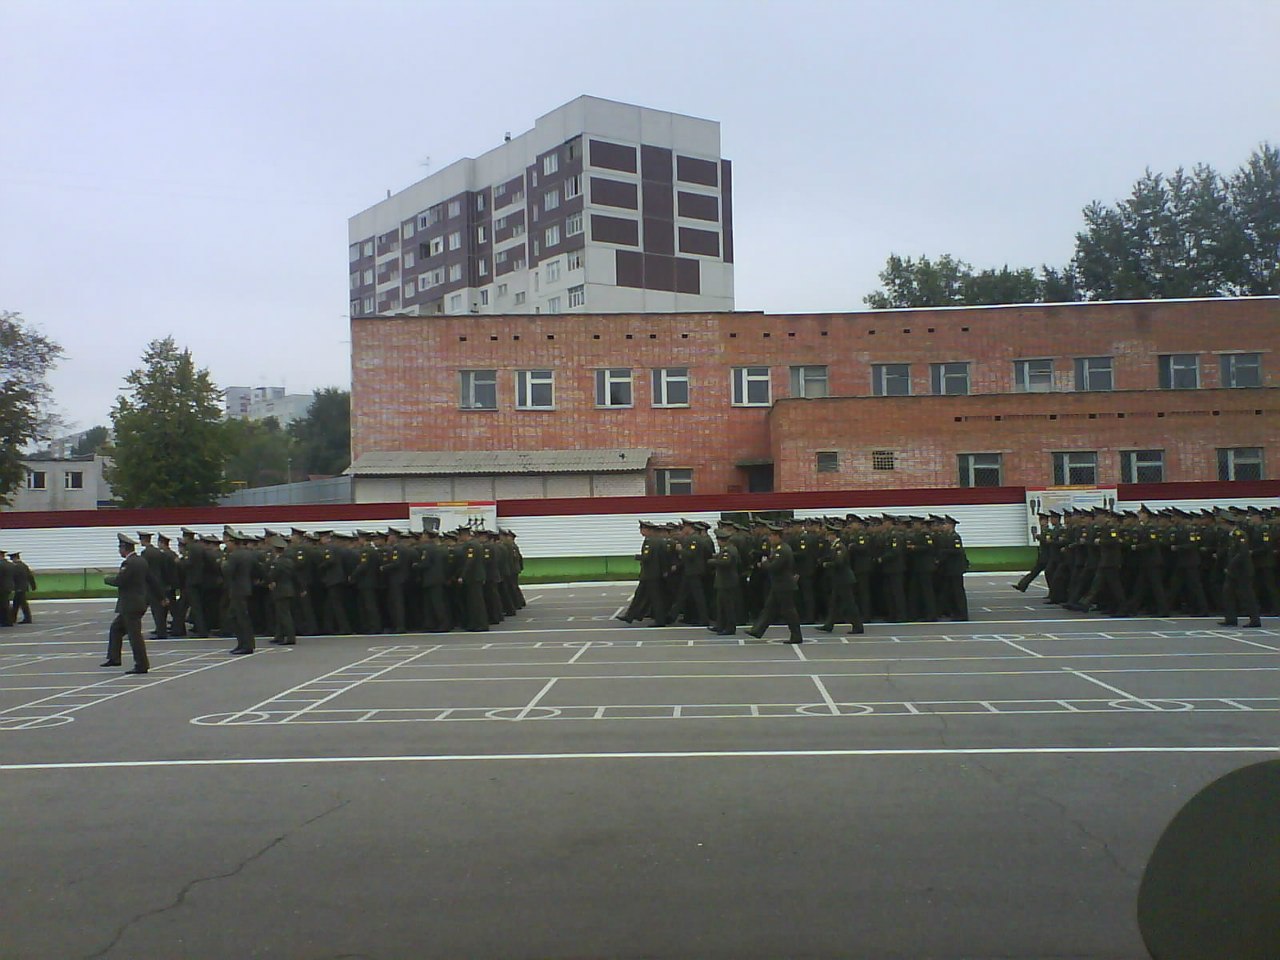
[459, 370, 497, 410]
[568, 284, 585, 308]
[789, 365, 828, 399]
[543, 153, 559, 176]
[544, 189, 560, 212]
[448, 263, 462, 282]
[545, 224, 560, 247]
[1220, 352, 1262, 388]
[1120, 449, 1165, 483]
[479, 290, 489, 306]
[362, 296, 373, 313]
[930, 361, 970, 396]
[447, 199, 462, 218]
[496, 283, 508, 298]
[402, 222, 414, 240]
[565, 174, 582, 199]
[1052, 451, 1099, 485]
[448, 294, 463, 312]
[403, 283, 414, 299]
[546, 259, 561, 283]
[361, 240, 373, 257]
[655, 468, 693, 496]
[515, 369, 555, 410]
[547, 296, 561, 313]
[871, 363, 911, 397]
[1217, 447, 1264, 481]
[448, 231, 461, 251]
[513, 291, 526, 305]
[27, 470, 46, 490]
[958, 453, 1002, 487]
[1074, 356, 1114, 392]
[476, 225, 487, 245]
[403, 251, 415, 269]
[567, 250, 583, 271]
[64, 471, 84, 490]
[429, 237, 444, 257]
[1014, 358, 1054, 392]
[362, 268, 373, 285]
[731, 366, 772, 406]
[595, 368, 633, 408]
[653, 367, 690, 407]
[349, 243, 361, 263]
[565, 212, 583, 237]
[1158, 354, 1200, 390]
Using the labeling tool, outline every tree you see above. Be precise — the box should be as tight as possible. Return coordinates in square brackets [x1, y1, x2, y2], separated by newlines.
[108, 337, 227, 507]
[223, 416, 296, 488]
[864, 255, 1079, 308]
[1072, 144, 1279, 299]
[288, 388, 351, 477]
[0, 311, 63, 504]
[71, 425, 110, 457]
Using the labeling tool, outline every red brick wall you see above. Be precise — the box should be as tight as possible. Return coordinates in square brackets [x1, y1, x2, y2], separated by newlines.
[351, 298, 1280, 493]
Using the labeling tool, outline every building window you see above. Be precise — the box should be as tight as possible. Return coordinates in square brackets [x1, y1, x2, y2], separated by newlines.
[547, 296, 561, 313]
[477, 258, 488, 277]
[958, 453, 1002, 487]
[403, 283, 414, 299]
[930, 361, 970, 396]
[459, 370, 497, 410]
[653, 367, 690, 407]
[349, 272, 360, 291]
[479, 290, 489, 306]
[362, 297, 374, 313]
[514, 291, 526, 305]
[362, 268, 373, 285]
[871, 363, 911, 397]
[449, 294, 463, 312]
[1221, 352, 1262, 388]
[349, 243, 362, 262]
[1158, 354, 1200, 389]
[64, 471, 84, 490]
[1120, 449, 1165, 483]
[430, 237, 444, 257]
[516, 370, 554, 409]
[543, 153, 559, 176]
[545, 224, 561, 247]
[402, 222, 414, 240]
[512, 222, 526, 237]
[476, 225, 487, 245]
[544, 189, 560, 212]
[1074, 357, 1113, 392]
[816, 451, 839, 473]
[27, 471, 46, 490]
[568, 284, 585, 308]
[655, 468, 693, 496]
[567, 250, 583, 271]
[595, 368, 633, 407]
[732, 366, 772, 406]
[448, 263, 463, 282]
[447, 231, 461, 251]
[496, 283, 507, 298]
[475, 193, 485, 212]
[789, 365, 829, 399]
[546, 259, 561, 282]
[350, 299, 360, 316]
[565, 212, 583, 237]
[1052, 451, 1099, 485]
[418, 214, 431, 230]
[565, 175, 582, 199]
[447, 199, 462, 218]
[404, 251, 415, 269]
[871, 450, 896, 471]
[1218, 447, 1264, 481]
[361, 240, 373, 257]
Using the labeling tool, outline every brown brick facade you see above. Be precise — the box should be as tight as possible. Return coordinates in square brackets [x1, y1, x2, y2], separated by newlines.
[351, 297, 1280, 494]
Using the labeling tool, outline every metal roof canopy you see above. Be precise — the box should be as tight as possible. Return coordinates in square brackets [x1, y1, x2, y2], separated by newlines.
[347, 449, 652, 476]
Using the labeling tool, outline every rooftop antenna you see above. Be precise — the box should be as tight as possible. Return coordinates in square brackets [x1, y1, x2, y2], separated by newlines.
[504, 131, 511, 142]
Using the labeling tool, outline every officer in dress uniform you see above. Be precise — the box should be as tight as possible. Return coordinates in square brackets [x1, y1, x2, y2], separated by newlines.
[102, 533, 150, 674]
[707, 527, 743, 635]
[9, 551, 35, 624]
[746, 524, 804, 644]
[266, 535, 298, 645]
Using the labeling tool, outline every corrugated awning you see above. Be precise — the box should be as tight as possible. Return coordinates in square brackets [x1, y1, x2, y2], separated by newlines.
[347, 449, 652, 477]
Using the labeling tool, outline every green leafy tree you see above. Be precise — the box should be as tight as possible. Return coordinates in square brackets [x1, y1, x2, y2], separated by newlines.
[288, 388, 351, 477]
[108, 337, 227, 507]
[223, 416, 296, 488]
[71, 425, 110, 456]
[864, 256, 1079, 308]
[1073, 144, 1278, 299]
[0, 311, 63, 504]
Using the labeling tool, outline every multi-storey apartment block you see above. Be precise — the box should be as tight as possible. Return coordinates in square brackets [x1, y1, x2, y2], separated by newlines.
[348, 297, 1280, 501]
[347, 96, 734, 319]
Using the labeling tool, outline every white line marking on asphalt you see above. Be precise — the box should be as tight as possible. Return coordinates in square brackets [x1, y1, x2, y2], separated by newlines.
[567, 643, 591, 664]
[6, 745, 1278, 772]
[1217, 632, 1280, 652]
[611, 605, 627, 619]
[790, 643, 808, 662]
[515, 678, 559, 720]
[1065, 668, 1161, 710]
[810, 676, 839, 715]
[1000, 639, 1044, 658]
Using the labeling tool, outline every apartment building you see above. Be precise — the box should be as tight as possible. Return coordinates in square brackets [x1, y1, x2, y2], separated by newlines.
[347, 96, 734, 320]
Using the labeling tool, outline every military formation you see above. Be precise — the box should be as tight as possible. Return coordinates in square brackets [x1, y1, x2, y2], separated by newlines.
[618, 514, 971, 641]
[0, 548, 37, 627]
[1013, 506, 1277, 627]
[94, 524, 527, 673]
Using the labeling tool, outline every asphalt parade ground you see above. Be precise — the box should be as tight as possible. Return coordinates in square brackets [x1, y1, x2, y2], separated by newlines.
[2, 574, 1278, 960]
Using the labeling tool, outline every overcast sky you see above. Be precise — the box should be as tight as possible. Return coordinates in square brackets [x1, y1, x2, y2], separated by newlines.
[3, 0, 1277, 433]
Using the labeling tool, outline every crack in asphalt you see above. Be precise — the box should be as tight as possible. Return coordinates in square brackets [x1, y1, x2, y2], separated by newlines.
[81, 795, 352, 960]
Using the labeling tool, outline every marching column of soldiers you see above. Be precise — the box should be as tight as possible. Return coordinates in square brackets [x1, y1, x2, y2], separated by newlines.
[618, 514, 971, 635]
[111, 524, 528, 653]
[1013, 505, 1276, 627]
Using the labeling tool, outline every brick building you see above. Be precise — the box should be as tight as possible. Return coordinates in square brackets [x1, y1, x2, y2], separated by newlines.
[349, 296, 1280, 499]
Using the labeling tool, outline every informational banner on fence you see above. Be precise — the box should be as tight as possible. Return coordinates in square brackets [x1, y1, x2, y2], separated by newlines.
[408, 501, 498, 534]
[1024, 487, 1118, 541]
